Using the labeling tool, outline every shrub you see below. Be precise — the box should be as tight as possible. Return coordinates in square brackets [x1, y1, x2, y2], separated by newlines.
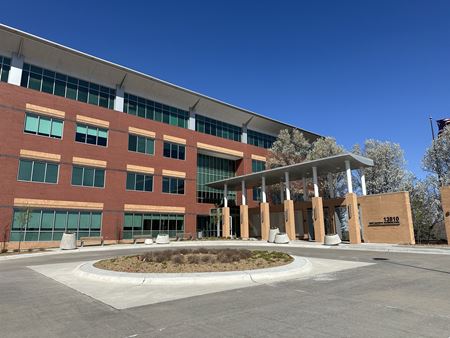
[200, 254, 216, 264]
[27, 248, 33, 252]
[187, 255, 200, 264]
[1, 248, 7, 254]
[198, 247, 208, 254]
[13, 249, 20, 253]
[171, 254, 185, 265]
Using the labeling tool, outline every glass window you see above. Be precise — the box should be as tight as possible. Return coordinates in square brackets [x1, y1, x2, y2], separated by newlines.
[126, 173, 135, 190]
[31, 162, 46, 182]
[45, 163, 59, 183]
[123, 93, 189, 128]
[135, 174, 144, 191]
[195, 115, 241, 142]
[128, 134, 137, 151]
[72, 166, 83, 185]
[54, 211, 67, 230]
[41, 211, 54, 230]
[163, 177, 185, 194]
[163, 142, 185, 160]
[126, 172, 153, 192]
[18, 160, 32, 181]
[91, 213, 101, 229]
[51, 120, 63, 138]
[79, 212, 90, 229]
[83, 168, 94, 186]
[75, 124, 108, 147]
[86, 127, 97, 145]
[24, 114, 38, 133]
[94, 170, 105, 188]
[67, 212, 79, 230]
[76, 125, 87, 143]
[20, 62, 115, 109]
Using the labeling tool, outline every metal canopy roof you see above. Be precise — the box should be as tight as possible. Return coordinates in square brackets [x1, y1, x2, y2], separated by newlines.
[0, 24, 321, 140]
[207, 153, 374, 190]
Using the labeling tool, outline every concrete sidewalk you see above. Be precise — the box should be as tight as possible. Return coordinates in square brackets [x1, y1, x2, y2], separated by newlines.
[1, 239, 449, 262]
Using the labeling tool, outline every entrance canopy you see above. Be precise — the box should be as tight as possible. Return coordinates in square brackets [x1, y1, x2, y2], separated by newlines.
[207, 153, 373, 190]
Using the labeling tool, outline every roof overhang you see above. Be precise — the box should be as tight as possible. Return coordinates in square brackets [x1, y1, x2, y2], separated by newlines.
[207, 153, 374, 190]
[0, 23, 321, 140]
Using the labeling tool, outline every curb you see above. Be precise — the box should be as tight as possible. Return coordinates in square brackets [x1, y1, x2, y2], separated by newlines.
[74, 256, 312, 286]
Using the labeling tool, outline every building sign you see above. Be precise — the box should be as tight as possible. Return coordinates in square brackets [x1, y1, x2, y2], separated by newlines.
[368, 216, 400, 227]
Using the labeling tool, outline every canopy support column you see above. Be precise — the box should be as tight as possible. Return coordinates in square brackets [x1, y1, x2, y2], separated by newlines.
[361, 169, 367, 196]
[260, 176, 270, 240]
[345, 160, 353, 193]
[222, 184, 230, 238]
[240, 181, 249, 239]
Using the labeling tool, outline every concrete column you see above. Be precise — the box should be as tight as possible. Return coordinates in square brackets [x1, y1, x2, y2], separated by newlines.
[345, 160, 353, 193]
[345, 192, 361, 244]
[240, 180, 249, 239]
[280, 180, 284, 203]
[8, 53, 24, 86]
[312, 197, 325, 243]
[242, 124, 248, 144]
[327, 173, 335, 198]
[303, 177, 308, 201]
[240, 205, 249, 239]
[312, 166, 319, 197]
[188, 110, 196, 130]
[222, 207, 230, 238]
[241, 181, 246, 206]
[361, 170, 367, 196]
[284, 200, 296, 240]
[285, 172, 291, 201]
[223, 184, 228, 208]
[261, 177, 267, 203]
[260, 202, 270, 241]
[440, 186, 450, 245]
[114, 85, 124, 112]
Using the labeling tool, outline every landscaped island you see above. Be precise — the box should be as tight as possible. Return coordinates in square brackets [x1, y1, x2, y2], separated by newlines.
[94, 248, 293, 273]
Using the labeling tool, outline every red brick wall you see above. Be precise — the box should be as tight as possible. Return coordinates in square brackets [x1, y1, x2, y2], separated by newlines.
[0, 83, 268, 241]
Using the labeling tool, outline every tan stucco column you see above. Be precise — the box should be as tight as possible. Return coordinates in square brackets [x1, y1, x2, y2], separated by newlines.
[222, 207, 230, 238]
[260, 202, 270, 241]
[440, 186, 450, 245]
[284, 200, 296, 240]
[240, 204, 249, 239]
[346, 192, 361, 244]
[311, 197, 325, 243]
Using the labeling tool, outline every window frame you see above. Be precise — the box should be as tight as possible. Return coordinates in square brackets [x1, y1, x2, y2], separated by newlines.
[162, 141, 186, 160]
[126, 172, 154, 192]
[162, 176, 185, 195]
[71, 165, 106, 189]
[23, 113, 64, 139]
[75, 123, 109, 147]
[17, 159, 59, 185]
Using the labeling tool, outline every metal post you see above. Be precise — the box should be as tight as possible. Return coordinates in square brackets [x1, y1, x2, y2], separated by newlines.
[361, 170, 367, 196]
[223, 184, 228, 208]
[261, 177, 267, 203]
[345, 160, 353, 193]
[241, 180, 246, 205]
[312, 167, 319, 197]
[285, 172, 291, 200]
[303, 177, 308, 201]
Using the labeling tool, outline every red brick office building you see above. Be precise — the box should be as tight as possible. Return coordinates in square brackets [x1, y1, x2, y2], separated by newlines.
[0, 25, 318, 247]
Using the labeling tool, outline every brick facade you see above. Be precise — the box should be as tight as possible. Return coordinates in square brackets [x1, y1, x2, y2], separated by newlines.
[0, 82, 268, 243]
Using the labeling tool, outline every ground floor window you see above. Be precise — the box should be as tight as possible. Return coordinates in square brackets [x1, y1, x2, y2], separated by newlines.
[123, 213, 184, 239]
[10, 209, 102, 241]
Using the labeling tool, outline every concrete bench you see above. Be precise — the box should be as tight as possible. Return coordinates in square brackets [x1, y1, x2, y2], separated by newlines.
[80, 236, 104, 247]
[133, 235, 153, 244]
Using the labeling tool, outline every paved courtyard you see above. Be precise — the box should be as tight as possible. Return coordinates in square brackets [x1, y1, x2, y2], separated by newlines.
[1, 244, 449, 337]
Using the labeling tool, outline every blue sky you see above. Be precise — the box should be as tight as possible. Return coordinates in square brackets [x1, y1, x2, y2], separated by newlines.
[2, 0, 449, 177]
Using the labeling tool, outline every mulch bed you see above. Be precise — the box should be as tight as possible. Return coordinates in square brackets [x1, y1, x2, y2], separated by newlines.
[94, 248, 293, 273]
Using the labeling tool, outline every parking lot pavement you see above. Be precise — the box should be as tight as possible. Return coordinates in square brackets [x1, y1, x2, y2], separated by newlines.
[1, 246, 449, 337]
